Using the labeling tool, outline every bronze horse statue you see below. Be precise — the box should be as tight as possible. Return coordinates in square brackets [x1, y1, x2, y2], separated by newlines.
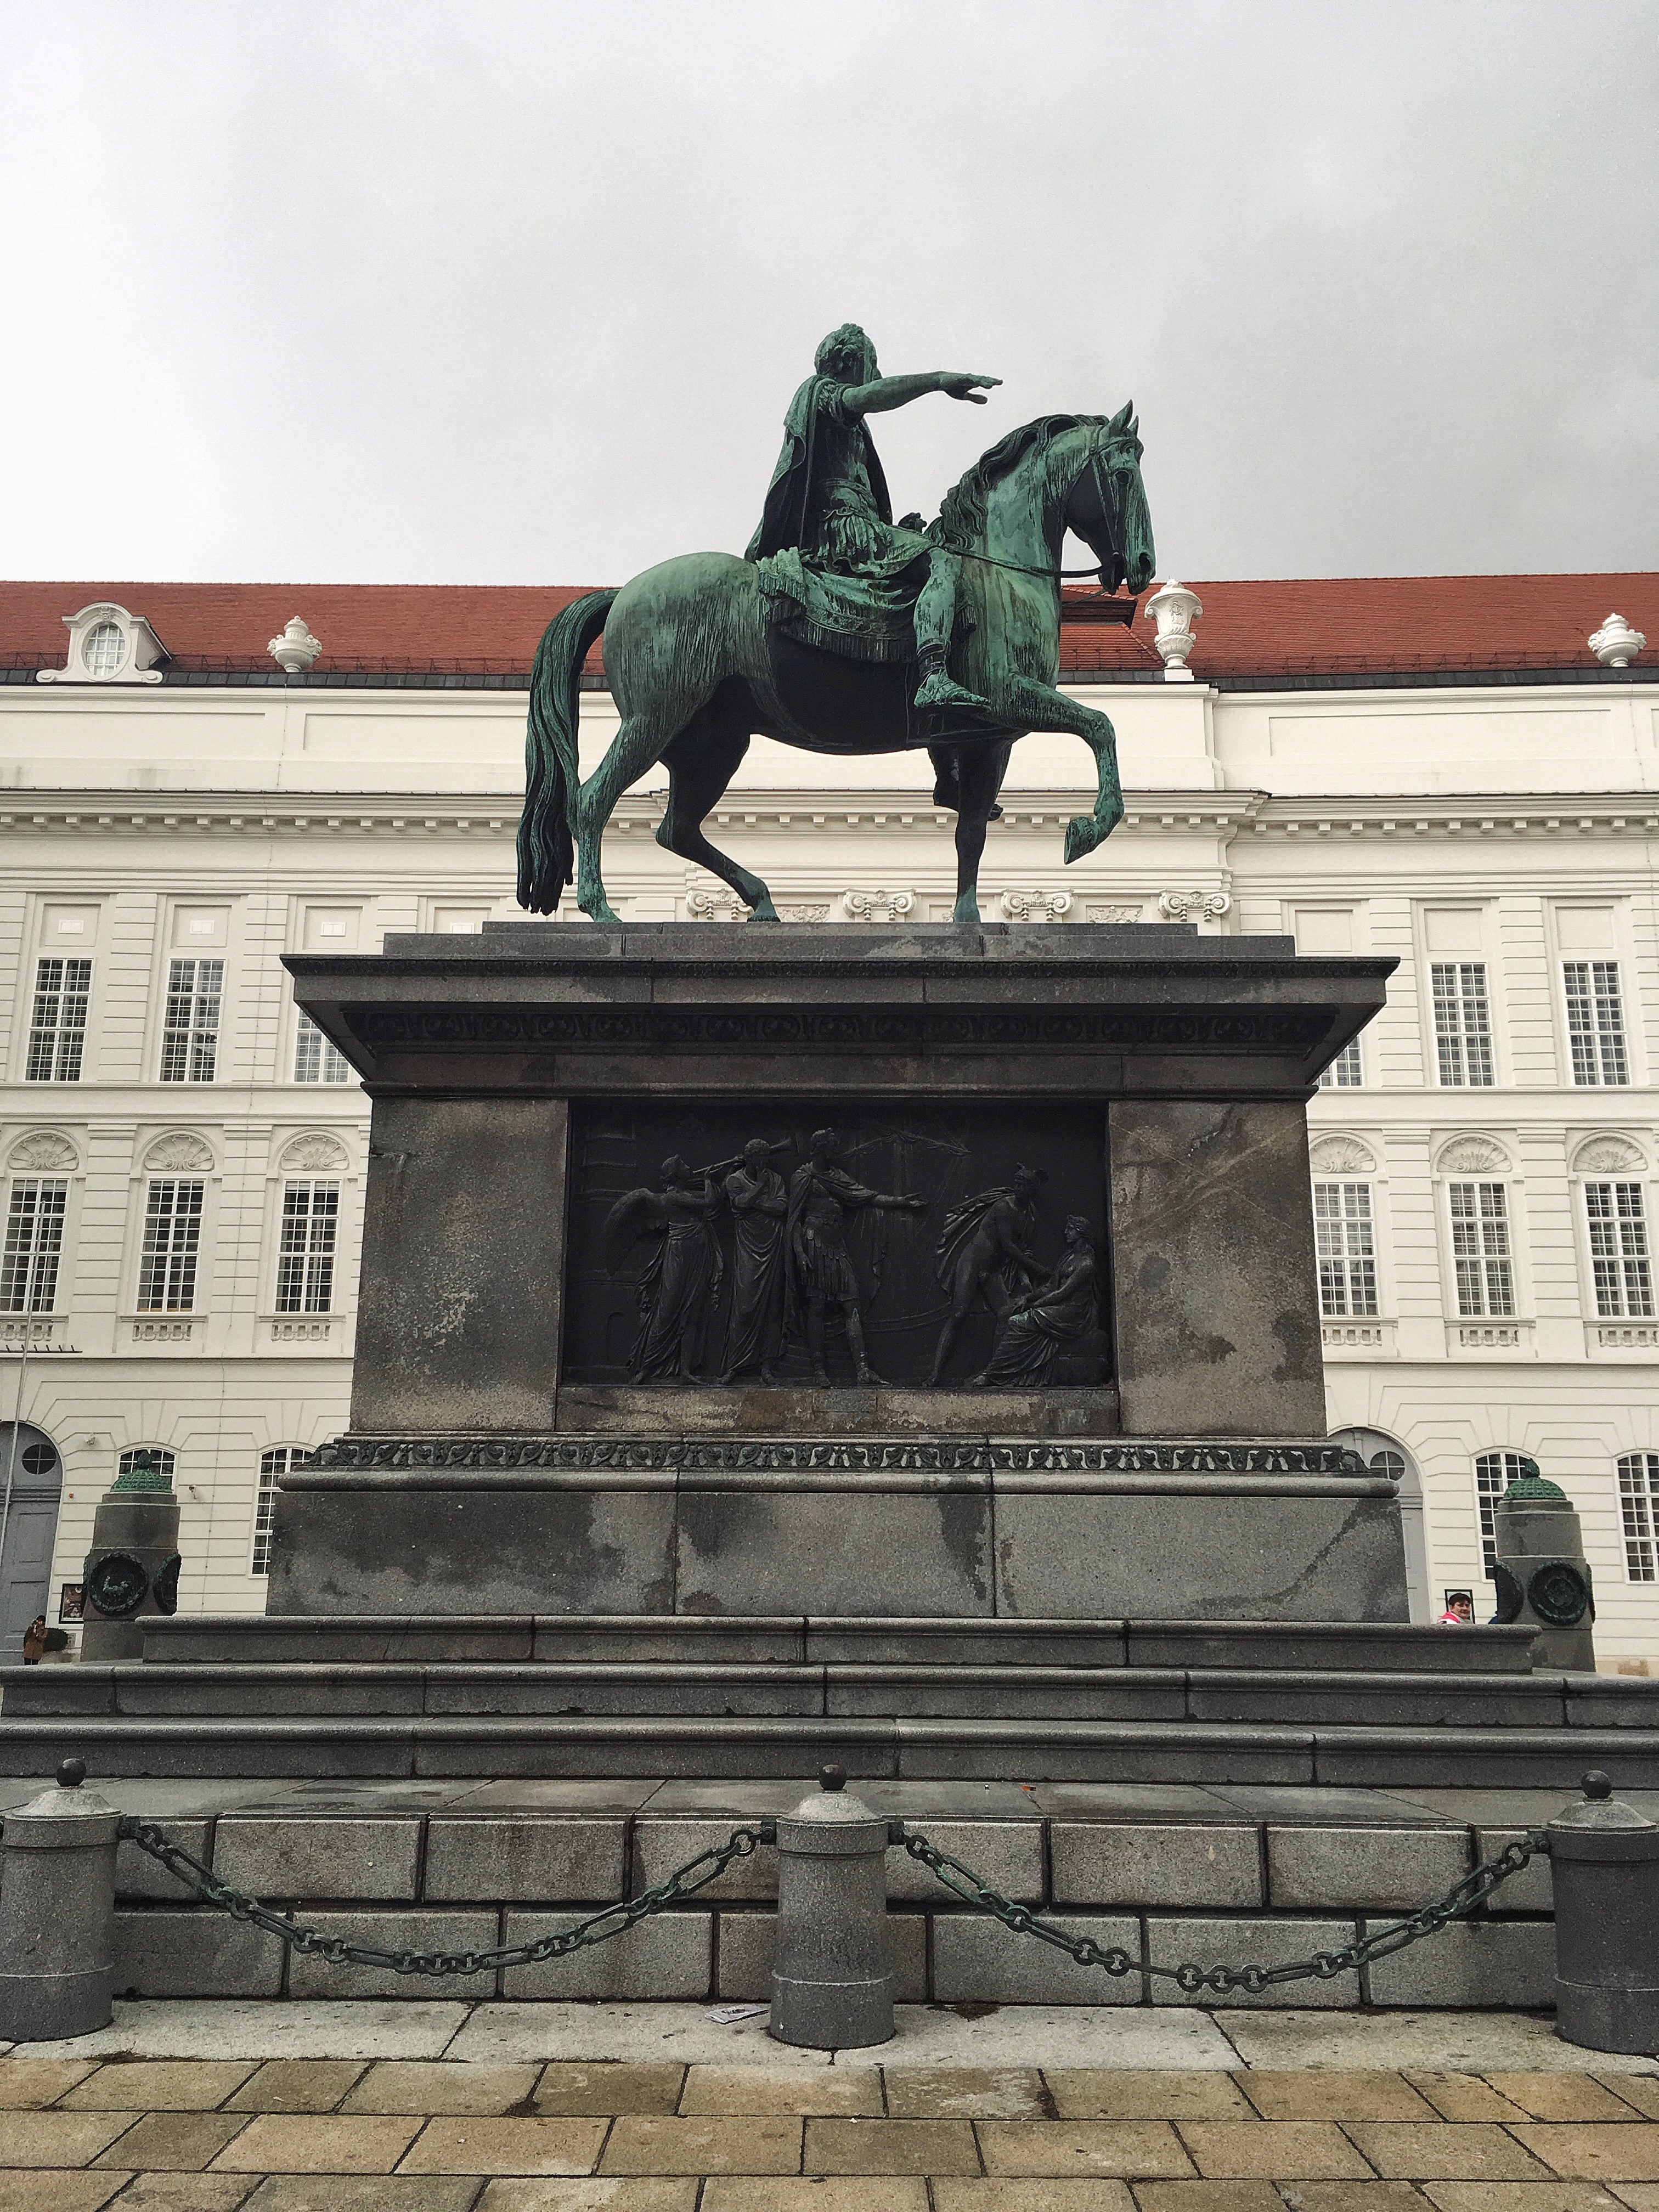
[517, 405, 1155, 924]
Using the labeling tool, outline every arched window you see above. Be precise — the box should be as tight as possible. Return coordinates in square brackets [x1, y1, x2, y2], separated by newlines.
[82, 621, 128, 677]
[118, 1447, 176, 1482]
[1474, 1450, 1533, 1576]
[252, 1447, 311, 1575]
[1333, 1428, 1427, 1623]
[1618, 1453, 1659, 1583]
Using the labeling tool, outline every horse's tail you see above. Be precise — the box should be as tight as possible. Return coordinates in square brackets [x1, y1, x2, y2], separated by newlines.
[517, 589, 618, 913]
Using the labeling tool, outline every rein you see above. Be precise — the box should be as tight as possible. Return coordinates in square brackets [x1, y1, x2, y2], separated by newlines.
[953, 546, 1108, 580]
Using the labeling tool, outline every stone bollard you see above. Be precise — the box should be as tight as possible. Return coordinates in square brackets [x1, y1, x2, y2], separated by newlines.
[0, 1758, 120, 2042]
[81, 1450, 183, 1663]
[770, 1765, 894, 2050]
[1490, 1468, 1596, 1672]
[1550, 1771, 1659, 2054]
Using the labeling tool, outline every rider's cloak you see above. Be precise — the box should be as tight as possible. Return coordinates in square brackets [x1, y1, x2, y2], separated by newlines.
[746, 376, 894, 563]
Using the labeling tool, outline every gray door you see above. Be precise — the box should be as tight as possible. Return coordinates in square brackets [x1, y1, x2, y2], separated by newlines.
[1335, 1426, 1429, 1625]
[0, 1424, 65, 1662]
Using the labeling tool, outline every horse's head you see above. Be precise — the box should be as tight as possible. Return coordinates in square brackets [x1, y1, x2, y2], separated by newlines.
[1066, 403, 1155, 597]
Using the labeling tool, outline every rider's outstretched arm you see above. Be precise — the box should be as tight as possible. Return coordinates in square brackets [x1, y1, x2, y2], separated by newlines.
[841, 371, 1000, 415]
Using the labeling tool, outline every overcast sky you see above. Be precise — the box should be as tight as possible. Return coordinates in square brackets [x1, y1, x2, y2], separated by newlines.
[2, 1, 1654, 586]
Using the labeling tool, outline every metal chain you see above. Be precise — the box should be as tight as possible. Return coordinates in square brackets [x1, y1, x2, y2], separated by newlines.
[117, 1815, 776, 1979]
[899, 1826, 1550, 1997]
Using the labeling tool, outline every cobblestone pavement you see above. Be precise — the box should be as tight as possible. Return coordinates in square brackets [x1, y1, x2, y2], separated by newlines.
[6, 2051, 1659, 2208]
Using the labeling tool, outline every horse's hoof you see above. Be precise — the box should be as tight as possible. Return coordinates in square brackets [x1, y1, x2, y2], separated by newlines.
[952, 899, 981, 927]
[748, 902, 781, 923]
[582, 900, 623, 924]
[1064, 814, 1102, 864]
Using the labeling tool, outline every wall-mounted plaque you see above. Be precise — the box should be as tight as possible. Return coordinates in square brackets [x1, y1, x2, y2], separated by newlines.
[565, 1100, 1110, 1390]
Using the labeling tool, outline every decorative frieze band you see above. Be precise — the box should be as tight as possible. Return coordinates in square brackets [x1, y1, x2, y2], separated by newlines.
[306, 1435, 1369, 1476]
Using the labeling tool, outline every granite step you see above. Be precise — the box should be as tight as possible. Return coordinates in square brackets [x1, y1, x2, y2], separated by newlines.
[1, 1709, 1656, 1786]
[2, 1660, 1635, 1728]
[138, 1613, 1545, 1673]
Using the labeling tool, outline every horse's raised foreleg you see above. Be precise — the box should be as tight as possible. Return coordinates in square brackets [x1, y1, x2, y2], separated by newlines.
[941, 741, 1013, 926]
[657, 713, 779, 920]
[572, 714, 681, 922]
[998, 679, 1124, 862]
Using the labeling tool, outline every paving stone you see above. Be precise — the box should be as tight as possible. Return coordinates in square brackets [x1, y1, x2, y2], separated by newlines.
[210, 2112, 424, 2172]
[1131, 2185, 1284, 2210]
[1485, 2077, 1652, 2121]
[0, 2175, 132, 2211]
[1219, 2012, 1646, 2074]
[114, 1911, 286, 1999]
[804, 2115, 980, 2172]
[117, 1821, 215, 1903]
[1602, 2080, 1659, 2121]
[0, 2109, 143, 2164]
[397, 2115, 608, 2173]
[1602, 2186, 1659, 2209]
[1363, 1920, 1555, 2008]
[1147, 1917, 1361, 2007]
[214, 1819, 423, 1901]
[598, 2114, 803, 2173]
[111, 2176, 261, 2209]
[931, 2185, 1135, 2210]
[632, 1820, 780, 1900]
[703, 2184, 926, 2212]
[0, 2058, 99, 2106]
[715, 1907, 926, 2001]
[225, 2059, 370, 2111]
[1051, 1823, 1262, 1910]
[1418, 2185, 1633, 2209]
[89, 2111, 253, 2169]
[1177, 2120, 1373, 2177]
[15, 1997, 471, 2062]
[1268, 1827, 1472, 1910]
[1235, 2070, 1439, 2120]
[244, 2182, 484, 2211]
[1407, 2075, 1533, 2123]
[976, 2120, 1196, 2177]
[934, 1915, 1142, 2005]
[63, 2059, 259, 2110]
[500, 1912, 711, 2001]
[528, 2063, 685, 2115]
[1345, 2123, 1557, 2180]
[422, 1819, 626, 1903]
[1043, 2070, 1252, 2121]
[1277, 2190, 1440, 2211]
[341, 2061, 541, 2114]
[680, 2064, 882, 2115]
[887, 1821, 1043, 1904]
[1510, 2128, 1659, 2181]
[885, 2066, 1052, 2118]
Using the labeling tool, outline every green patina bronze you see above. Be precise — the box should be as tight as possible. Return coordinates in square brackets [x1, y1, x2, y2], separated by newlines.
[108, 1449, 173, 1495]
[518, 324, 1155, 925]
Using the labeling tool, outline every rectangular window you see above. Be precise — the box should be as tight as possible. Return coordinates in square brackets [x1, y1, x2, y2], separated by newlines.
[1449, 1181, 1514, 1317]
[1585, 1182, 1654, 1318]
[253, 1445, 311, 1575]
[276, 1181, 338, 1313]
[293, 1011, 352, 1085]
[1618, 1452, 1659, 1583]
[1431, 962, 1494, 1087]
[160, 958, 223, 1083]
[1564, 961, 1629, 1086]
[26, 957, 91, 1081]
[1313, 1181, 1378, 1316]
[1318, 1038, 1363, 1089]
[1, 1179, 67, 1312]
[1474, 1449, 1530, 1576]
[138, 1178, 203, 1310]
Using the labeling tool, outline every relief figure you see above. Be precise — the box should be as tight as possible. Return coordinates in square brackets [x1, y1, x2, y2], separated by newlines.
[720, 1138, 791, 1383]
[972, 1215, 1099, 1387]
[928, 1163, 1046, 1384]
[602, 1156, 724, 1382]
[787, 1126, 928, 1387]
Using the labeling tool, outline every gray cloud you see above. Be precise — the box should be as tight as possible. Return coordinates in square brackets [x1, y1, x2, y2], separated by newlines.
[1, 0, 1654, 584]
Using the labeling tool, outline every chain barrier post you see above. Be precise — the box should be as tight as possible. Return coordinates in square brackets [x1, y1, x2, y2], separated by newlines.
[770, 1765, 894, 2050]
[1549, 1770, 1659, 2054]
[0, 1758, 120, 2042]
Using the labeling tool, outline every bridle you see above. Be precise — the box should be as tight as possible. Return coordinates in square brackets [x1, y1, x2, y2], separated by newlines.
[948, 432, 1142, 592]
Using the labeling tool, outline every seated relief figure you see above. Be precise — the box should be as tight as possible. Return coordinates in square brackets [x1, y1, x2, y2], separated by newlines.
[971, 1215, 1101, 1389]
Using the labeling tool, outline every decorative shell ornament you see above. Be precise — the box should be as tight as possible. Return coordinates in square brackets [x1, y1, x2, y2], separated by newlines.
[269, 617, 323, 674]
[1588, 614, 1645, 668]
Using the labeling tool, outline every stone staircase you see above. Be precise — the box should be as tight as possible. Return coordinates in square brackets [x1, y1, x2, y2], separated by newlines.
[3, 1615, 1656, 1787]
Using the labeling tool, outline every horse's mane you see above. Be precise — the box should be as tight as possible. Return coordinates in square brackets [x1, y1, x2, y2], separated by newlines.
[935, 414, 1104, 549]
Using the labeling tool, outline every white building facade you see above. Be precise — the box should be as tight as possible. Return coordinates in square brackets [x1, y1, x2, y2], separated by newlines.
[1, 579, 1655, 1658]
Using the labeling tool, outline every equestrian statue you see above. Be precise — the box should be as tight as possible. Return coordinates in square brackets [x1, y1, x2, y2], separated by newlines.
[517, 322, 1156, 926]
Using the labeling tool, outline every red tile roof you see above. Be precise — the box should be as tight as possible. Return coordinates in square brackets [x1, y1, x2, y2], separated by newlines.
[1, 574, 1654, 680]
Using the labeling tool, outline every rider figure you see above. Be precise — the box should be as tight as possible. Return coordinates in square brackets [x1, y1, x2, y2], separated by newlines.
[748, 324, 1001, 714]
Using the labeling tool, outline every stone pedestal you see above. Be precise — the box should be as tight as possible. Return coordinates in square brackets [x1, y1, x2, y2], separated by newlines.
[272, 921, 1402, 1625]
[1492, 1472, 1597, 1672]
[80, 1455, 182, 1663]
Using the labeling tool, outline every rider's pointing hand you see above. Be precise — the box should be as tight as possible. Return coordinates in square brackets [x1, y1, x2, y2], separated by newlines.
[939, 373, 1001, 404]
